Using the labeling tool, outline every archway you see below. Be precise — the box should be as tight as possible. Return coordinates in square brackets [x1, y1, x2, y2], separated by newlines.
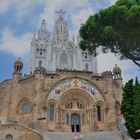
[71, 113, 80, 132]
[5, 134, 13, 140]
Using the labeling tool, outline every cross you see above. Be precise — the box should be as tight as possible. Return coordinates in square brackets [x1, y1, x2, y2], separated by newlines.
[56, 9, 66, 19]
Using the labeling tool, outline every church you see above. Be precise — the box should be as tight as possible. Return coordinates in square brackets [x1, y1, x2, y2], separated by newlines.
[0, 10, 123, 140]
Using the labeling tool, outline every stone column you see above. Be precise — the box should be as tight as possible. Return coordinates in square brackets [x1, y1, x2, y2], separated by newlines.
[94, 107, 97, 130]
[55, 106, 59, 129]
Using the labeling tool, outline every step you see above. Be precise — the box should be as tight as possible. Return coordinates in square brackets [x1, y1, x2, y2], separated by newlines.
[41, 131, 123, 140]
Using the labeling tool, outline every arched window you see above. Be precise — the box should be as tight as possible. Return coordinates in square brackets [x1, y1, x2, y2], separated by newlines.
[85, 63, 89, 71]
[38, 60, 42, 67]
[61, 25, 62, 33]
[60, 50, 68, 67]
[97, 106, 101, 121]
[82, 113, 85, 125]
[66, 113, 69, 125]
[50, 104, 55, 121]
[5, 134, 13, 140]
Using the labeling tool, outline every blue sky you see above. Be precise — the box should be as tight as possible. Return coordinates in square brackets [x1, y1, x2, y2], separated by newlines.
[0, 0, 139, 84]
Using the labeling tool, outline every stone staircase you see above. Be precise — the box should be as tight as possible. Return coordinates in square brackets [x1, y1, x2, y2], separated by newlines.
[41, 131, 124, 140]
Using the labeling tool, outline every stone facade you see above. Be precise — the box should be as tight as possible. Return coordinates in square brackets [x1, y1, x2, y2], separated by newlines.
[0, 122, 43, 140]
[29, 9, 98, 74]
[0, 60, 122, 134]
[0, 10, 123, 139]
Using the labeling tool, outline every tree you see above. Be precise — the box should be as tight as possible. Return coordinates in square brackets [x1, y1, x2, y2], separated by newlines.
[121, 78, 140, 139]
[80, 0, 140, 67]
[134, 79, 140, 133]
[121, 79, 135, 138]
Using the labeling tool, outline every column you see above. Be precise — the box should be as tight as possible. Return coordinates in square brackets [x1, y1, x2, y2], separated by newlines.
[94, 107, 97, 130]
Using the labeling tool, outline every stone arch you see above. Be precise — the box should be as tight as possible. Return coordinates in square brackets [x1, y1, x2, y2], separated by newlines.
[17, 97, 32, 114]
[46, 77, 105, 103]
[46, 99, 58, 122]
[59, 88, 94, 108]
[5, 134, 13, 140]
[95, 101, 105, 122]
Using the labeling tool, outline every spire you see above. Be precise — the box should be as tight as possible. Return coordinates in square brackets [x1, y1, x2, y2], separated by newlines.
[38, 19, 49, 40]
[53, 9, 69, 43]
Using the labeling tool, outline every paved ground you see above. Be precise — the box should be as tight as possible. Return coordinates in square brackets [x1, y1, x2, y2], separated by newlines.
[41, 131, 124, 140]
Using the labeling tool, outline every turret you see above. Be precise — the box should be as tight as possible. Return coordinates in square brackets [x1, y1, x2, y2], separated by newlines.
[113, 64, 122, 85]
[13, 58, 23, 81]
[113, 64, 122, 80]
[53, 9, 69, 44]
[38, 20, 49, 40]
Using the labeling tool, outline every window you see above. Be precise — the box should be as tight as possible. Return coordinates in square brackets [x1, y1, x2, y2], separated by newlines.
[55, 90, 60, 94]
[66, 113, 69, 125]
[97, 106, 101, 121]
[60, 51, 68, 67]
[5, 134, 13, 140]
[61, 25, 62, 33]
[38, 60, 42, 67]
[50, 104, 55, 121]
[85, 63, 89, 71]
[22, 103, 31, 113]
[82, 114, 85, 125]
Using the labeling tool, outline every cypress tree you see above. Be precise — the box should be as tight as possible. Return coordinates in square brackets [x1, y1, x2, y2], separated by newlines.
[121, 79, 135, 138]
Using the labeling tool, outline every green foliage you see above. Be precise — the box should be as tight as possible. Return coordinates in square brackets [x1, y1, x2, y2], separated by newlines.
[121, 79, 140, 138]
[80, 0, 140, 67]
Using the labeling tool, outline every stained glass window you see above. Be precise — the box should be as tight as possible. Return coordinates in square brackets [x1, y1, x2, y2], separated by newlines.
[22, 103, 31, 113]
[50, 104, 55, 121]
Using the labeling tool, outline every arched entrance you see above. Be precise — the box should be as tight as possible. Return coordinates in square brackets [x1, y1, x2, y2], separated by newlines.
[71, 113, 80, 132]
[5, 134, 13, 140]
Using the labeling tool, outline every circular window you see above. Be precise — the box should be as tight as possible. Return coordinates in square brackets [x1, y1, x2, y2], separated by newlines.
[22, 103, 31, 113]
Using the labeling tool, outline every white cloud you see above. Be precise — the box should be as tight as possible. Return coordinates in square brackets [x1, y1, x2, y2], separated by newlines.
[109, 0, 117, 5]
[0, 28, 32, 56]
[97, 52, 140, 83]
[0, 0, 139, 82]
[0, 0, 13, 14]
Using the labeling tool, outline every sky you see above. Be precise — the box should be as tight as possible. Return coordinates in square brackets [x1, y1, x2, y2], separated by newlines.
[0, 0, 139, 84]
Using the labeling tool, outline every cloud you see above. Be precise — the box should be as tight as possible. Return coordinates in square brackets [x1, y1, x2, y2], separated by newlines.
[1, 0, 138, 83]
[97, 52, 140, 83]
[0, 0, 13, 14]
[0, 28, 32, 56]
